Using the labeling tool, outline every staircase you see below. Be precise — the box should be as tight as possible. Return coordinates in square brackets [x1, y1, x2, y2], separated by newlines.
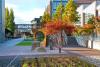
[65, 36, 80, 47]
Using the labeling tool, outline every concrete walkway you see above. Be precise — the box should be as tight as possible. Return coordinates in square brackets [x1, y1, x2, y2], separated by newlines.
[0, 38, 24, 47]
[0, 38, 24, 53]
[0, 46, 100, 66]
[0, 46, 100, 56]
[0, 46, 66, 56]
[0, 39, 100, 66]
[62, 47, 100, 56]
[62, 47, 100, 67]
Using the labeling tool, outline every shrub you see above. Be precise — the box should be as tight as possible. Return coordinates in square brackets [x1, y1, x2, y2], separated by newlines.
[83, 24, 95, 29]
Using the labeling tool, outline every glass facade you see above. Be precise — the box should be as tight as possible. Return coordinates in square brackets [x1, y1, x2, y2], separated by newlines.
[0, 0, 5, 43]
[0, 0, 2, 24]
[16, 24, 33, 32]
[50, 0, 68, 17]
[50, 0, 78, 17]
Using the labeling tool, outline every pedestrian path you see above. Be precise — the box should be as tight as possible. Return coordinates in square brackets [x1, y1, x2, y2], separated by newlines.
[63, 48, 100, 67]
[0, 46, 66, 56]
[0, 39, 100, 66]
[0, 46, 100, 66]
[62, 47, 100, 56]
[0, 38, 24, 47]
[0, 46, 100, 56]
[0, 38, 24, 53]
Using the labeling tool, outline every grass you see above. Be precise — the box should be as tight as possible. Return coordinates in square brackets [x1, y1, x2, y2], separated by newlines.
[16, 41, 33, 46]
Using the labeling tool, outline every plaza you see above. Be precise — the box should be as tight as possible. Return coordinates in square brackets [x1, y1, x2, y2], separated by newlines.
[0, 0, 100, 67]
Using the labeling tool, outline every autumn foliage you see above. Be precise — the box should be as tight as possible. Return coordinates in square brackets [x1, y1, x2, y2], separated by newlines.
[95, 16, 100, 22]
[83, 24, 95, 29]
[43, 21, 75, 35]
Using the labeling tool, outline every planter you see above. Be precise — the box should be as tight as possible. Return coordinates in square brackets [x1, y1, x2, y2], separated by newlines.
[21, 57, 96, 67]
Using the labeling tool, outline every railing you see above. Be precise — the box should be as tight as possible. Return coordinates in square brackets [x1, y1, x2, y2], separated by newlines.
[7, 56, 22, 67]
[48, 33, 100, 48]
[75, 36, 90, 47]
[93, 36, 100, 41]
[0, 56, 21, 67]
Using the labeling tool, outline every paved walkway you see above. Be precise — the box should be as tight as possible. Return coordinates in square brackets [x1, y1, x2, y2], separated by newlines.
[0, 38, 99, 57]
[0, 46, 66, 56]
[0, 38, 24, 47]
[0, 47, 100, 66]
[0, 38, 24, 55]
[0, 46, 100, 56]
[62, 47, 100, 67]
[62, 47, 100, 56]
[0, 39, 100, 66]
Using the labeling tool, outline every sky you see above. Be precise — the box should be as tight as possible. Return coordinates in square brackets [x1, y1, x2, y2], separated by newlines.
[5, 0, 50, 24]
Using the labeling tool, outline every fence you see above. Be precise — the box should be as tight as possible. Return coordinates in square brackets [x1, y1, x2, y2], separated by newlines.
[47, 34, 100, 48]
[0, 56, 21, 67]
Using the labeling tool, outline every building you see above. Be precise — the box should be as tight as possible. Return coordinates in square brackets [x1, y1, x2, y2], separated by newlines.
[77, 0, 95, 5]
[0, 0, 5, 42]
[50, 0, 85, 17]
[50, 0, 68, 17]
[15, 24, 33, 37]
[49, 0, 95, 24]
[31, 16, 42, 29]
[77, 0, 100, 26]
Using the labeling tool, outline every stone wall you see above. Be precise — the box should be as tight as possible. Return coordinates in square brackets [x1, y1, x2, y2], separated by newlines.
[88, 40, 100, 50]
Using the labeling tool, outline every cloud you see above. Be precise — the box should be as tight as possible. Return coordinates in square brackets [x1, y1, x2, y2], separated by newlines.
[5, 3, 45, 24]
[15, 8, 45, 22]
[5, 3, 18, 10]
[5, 0, 50, 24]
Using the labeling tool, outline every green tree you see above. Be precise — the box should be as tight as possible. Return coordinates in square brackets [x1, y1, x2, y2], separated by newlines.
[5, 8, 15, 36]
[87, 16, 95, 24]
[53, 2, 64, 21]
[5, 8, 10, 29]
[42, 12, 51, 25]
[9, 9, 15, 34]
[62, 0, 79, 24]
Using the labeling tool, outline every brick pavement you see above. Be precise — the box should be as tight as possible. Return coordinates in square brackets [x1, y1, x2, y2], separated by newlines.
[62, 47, 100, 56]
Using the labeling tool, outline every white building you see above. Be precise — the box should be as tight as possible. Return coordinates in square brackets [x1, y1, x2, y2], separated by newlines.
[77, 0, 100, 26]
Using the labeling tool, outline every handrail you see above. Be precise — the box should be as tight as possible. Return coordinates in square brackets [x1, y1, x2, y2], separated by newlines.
[7, 56, 19, 67]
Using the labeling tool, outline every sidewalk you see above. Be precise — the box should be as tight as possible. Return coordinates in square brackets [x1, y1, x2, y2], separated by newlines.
[0, 46, 66, 56]
[0, 46, 100, 66]
[0, 38, 24, 47]
[0, 46, 100, 56]
[62, 47, 100, 56]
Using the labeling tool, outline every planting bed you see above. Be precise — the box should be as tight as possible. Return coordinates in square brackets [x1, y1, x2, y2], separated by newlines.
[22, 56, 96, 67]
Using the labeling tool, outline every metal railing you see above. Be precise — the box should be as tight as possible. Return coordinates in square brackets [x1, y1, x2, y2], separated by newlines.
[0, 56, 21, 67]
[0, 56, 20, 67]
[6, 56, 21, 67]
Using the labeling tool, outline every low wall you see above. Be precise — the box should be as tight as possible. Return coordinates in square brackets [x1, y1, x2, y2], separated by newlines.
[93, 41, 100, 50]
[76, 36, 100, 50]
[88, 40, 100, 50]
